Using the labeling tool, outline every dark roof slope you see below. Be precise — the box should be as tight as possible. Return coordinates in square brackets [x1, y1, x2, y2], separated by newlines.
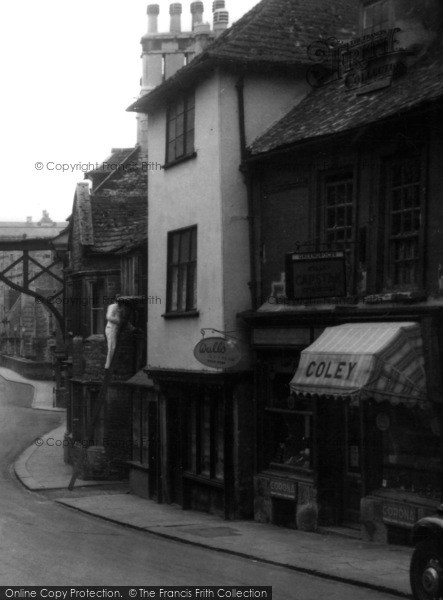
[128, 0, 358, 113]
[86, 147, 138, 191]
[200, 0, 357, 65]
[249, 52, 443, 156]
[90, 196, 146, 253]
[75, 146, 147, 254]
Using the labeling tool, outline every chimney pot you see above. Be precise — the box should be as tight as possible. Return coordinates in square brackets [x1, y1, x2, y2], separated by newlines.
[212, 0, 225, 12]
[147, 4, 160, 33]
[194, 21, 211, 54]
[191, 1, 204, 29]
[147, 4, 159, 15]
[213, 9, 229, 34]
[169, 3, 182, 15]
[169, 3, 182, 32]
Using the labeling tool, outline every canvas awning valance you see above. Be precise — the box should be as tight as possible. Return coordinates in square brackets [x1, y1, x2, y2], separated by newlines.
[289, 322, 427, 405]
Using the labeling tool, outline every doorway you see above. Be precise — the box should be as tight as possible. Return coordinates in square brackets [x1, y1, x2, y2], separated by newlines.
[342, 403, 362, 525]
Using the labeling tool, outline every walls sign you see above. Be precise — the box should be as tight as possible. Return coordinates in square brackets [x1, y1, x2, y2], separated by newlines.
[285, 251, 346, 300]
[382, 501, 417, 528]
[269, 478, 297, 500]
[193, 337, 242, 369]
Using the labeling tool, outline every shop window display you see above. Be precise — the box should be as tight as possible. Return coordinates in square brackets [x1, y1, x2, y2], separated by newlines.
[185, 392, 224, 481]
[265, 371, 313, 471]
[378, 402, 441, 500]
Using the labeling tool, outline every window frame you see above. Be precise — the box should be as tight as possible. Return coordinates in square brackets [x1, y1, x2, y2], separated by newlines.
[320, 169, 357, 295]
[185, 392, 225, 482]
[121, 252, 147, 296]
[165, 91, 195, 167]
[88, 279, 105, 335]
[324, 173, 354, 249]
[382, 153, 426, 291]
[165, 225, 197, 316]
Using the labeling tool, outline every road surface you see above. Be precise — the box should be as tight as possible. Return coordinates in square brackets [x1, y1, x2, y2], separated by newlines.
[0, 378, 400, 599]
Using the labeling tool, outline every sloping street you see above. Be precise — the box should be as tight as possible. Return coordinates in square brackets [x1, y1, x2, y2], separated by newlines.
[0, 377, 402, 598]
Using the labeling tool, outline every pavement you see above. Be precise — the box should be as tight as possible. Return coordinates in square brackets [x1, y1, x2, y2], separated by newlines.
[4, 366, 413, 598]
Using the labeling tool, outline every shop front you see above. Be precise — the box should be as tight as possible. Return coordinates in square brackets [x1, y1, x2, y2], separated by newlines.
[149, 370, 254, 520]
[247, 311, 443, 543]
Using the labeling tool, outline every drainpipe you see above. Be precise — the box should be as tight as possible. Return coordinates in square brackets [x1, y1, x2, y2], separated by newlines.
[235, 76, 258, 310]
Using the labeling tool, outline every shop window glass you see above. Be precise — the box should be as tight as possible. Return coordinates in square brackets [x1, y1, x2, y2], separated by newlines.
[133, 396, 141, 461]
[378, 403, 441, 500]
[215, 400, 224, 479]
[265, 371, 313, 470]
[185, 392, 224, 481]
[132, 396, 149, 465]
[187, 402, 197, 472]
[200, 397, 211, 476]
[268, 407, 313, 470]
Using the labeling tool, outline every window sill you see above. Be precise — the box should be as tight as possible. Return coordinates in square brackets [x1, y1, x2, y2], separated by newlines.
[163, 152, 197, 170]
[162, 310, 199, 320]
[183, 471, 224, 488]
[366, 290, 427, 304]
[126, 460, 150, 471]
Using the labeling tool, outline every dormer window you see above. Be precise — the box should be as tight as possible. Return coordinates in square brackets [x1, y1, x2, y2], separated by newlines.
[363, 0, 391, 34]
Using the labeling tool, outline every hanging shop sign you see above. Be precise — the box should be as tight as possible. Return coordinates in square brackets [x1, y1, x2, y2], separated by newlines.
[285, 251, 346, 300]
[193, 337, 242, 369]
[306, 28, 407, 94]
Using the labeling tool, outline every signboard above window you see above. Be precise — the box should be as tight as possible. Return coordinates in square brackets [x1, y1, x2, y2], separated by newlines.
[285, 251, 346, 300]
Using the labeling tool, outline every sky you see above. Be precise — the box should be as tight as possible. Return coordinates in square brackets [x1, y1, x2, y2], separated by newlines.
[0, 0, 257, 224]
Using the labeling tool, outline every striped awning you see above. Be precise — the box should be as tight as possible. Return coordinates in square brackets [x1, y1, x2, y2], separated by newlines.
[289, 322, 427, 405]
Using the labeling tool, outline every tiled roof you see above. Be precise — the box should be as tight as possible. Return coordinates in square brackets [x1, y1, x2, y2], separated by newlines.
[90, 196, 147, 253]
[128, 0, 358, 113]
[249, 51, 443, 155]
[204, 0, 357, 65]
[82, 146, 147, 254]
[86, 147, 139, 191]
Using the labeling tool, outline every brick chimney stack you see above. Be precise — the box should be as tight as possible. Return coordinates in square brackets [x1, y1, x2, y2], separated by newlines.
[169, 3, 182, 33]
